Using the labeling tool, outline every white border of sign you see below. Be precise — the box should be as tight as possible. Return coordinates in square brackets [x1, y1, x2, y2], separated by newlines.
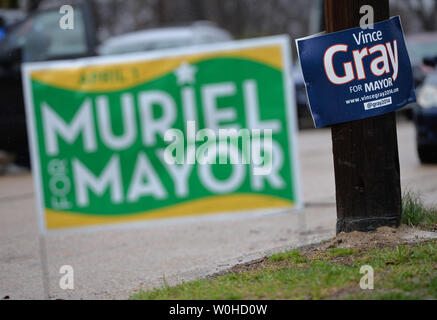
[22, 35, 303, 235]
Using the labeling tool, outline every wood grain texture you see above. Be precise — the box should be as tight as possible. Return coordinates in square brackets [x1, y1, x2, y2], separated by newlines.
[324, 0, 402, 233]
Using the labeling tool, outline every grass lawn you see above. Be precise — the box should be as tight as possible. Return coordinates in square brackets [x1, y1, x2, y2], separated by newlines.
[131, 240, 437, 300]
[131, 192, 437, 300]
[402, 191, 437, 230]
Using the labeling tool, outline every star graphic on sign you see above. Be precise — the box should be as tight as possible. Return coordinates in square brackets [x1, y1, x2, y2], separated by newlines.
[174, 62, 197, 85]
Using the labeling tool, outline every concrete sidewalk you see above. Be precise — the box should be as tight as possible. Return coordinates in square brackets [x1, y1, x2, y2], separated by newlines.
[0, 122, 436, 299]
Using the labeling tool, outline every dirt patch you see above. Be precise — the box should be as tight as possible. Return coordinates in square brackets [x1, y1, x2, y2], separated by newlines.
[208, 257, 270, 278]
[317, 226, 407, 252]
[323, 225, 437, 249]
[212, 226, 437, 277]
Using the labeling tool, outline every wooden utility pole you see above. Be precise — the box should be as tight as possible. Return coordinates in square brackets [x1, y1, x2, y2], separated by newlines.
[325, 0, 402, 233]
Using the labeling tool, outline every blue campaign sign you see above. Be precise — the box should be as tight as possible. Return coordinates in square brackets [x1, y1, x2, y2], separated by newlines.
[297, 16, 416, 128]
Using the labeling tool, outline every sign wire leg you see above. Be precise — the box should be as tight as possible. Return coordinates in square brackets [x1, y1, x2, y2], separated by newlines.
[39, 234, 50, 300]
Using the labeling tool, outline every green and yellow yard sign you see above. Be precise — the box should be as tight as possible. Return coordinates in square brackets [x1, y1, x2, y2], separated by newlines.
[22, 36, 302, 232]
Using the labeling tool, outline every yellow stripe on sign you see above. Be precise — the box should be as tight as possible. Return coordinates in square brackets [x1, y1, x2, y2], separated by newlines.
[30, 45, 283, 93]
[45, 194, 294, 230]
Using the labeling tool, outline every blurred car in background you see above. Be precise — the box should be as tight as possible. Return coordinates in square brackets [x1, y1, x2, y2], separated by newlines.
[0, 8, 25, 39]
[98, 22, 232, 56]
[414, 56, 437, 164]
[394, 33, 437, 120]
[0, 4, 96, 167]
[292, 62, 313, 129]
[0, 17, 5, 41]
[407, 32, 437, 87]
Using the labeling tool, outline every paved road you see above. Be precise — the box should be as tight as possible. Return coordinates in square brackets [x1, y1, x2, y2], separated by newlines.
[1, 122, 436, 299]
